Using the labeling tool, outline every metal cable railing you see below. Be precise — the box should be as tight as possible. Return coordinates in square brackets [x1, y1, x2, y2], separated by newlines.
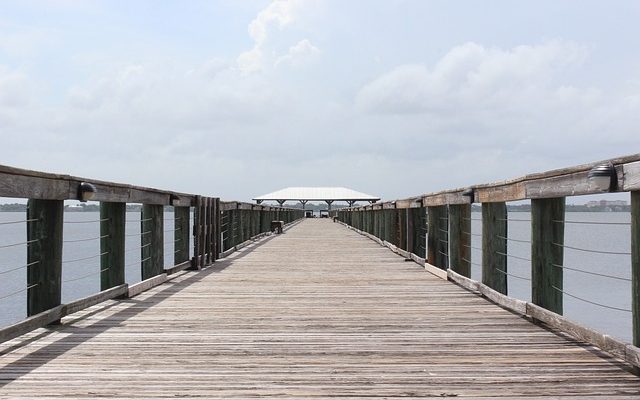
[552, 285, 631, 313]
[553, 242, 631, 256]
[495, 268, 531, 281]
[0, 260, 40, 275]
[0, 284, 38, 301]
[0, 218, 38, 226]
[495, 251, 531, 263]
[0, 239, 38, 250]
[551, 263, 631, 282]
[63, 267, 110, 283]
[62, 251, 108, 264]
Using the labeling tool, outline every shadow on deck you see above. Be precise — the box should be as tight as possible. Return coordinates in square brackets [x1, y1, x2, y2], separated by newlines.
[0, 219, 638, 398]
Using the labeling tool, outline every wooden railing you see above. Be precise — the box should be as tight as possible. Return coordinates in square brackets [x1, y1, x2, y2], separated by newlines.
[0, 164, 304, 343]
[332, 153, 640, 367]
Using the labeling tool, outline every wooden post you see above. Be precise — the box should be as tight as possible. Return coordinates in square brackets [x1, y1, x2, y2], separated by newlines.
[174, 206, 190, 265]
[192, 196, 201, 268]
[213, 198, 220, 261]
[100, 202, 125, 291]
[373, 210, 378, 237]
[409, 207, 426, 258]
[26, 199, 63, 316]
[390, 209, 398, 245]
[482, 202, 507, 294]
[221, 210, 229, 252]
[449, 204, 471, 277]
[427, 206, 448, 269]
[205, 198, 212, 265]
[531, 197, 564, 315]
[406, 208, 413, 252]
[141, 204, 163, 280]
[631, 191, 639, 346]
[381, 210, 388, 241]
[398, 209, 405, 249]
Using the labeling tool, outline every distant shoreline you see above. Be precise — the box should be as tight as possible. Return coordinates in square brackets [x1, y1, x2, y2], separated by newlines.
[0, 204, 631, 213]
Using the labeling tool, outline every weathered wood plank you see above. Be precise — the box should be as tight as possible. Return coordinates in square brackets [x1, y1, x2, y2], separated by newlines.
[174, 206, 190, 265]
[632, 191, 640, 346]
[427, 205, 448, 269]
[449, 204, 471, 277]
[100, 202, 126, 290]
[0, 163, 196, 203]
[141, 204, 163, 279]
[1, 219, 639, 398]
[482, 202, 507, 294]
[531, 197, 564, 315]
[127, 273, 167, 298]
[27, 199, 64, 316]
[63, 284, 128, 315]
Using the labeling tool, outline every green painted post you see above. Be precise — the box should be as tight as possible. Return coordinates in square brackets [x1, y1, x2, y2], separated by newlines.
[141, 204, 163, 280]
[630, 191, 639, 346]
[449, 204, 471, 277]
[174, 206, 190, 265]
[427, 206, 448, 269]
[100, 202, 125, 290]
[26, 199, 63, 316]
[531, 197, 565, 315]
[482, 202, 507, 294]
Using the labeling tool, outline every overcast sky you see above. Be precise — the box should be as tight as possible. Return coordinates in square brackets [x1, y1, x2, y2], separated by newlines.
[1, 0, 639, 202]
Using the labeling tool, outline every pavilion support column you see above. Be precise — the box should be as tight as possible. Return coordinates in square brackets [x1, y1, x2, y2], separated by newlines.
[326, 200, 334, 211]
[300, 200, 308, 210]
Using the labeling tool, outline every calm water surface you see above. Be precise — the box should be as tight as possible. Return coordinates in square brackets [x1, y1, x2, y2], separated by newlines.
[468, 211, 632, 342]
[0, 211, 193, 328]
[0, 211, 634, 343]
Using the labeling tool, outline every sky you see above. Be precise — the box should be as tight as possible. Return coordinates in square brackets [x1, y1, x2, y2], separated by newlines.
[1, 0, 639, 202]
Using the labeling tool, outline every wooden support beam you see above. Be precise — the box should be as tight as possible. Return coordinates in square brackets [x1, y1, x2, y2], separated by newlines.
[482, 202, 507, 294]
[449, 204, 471, 277]
[221, 210, 230, 253]
[174, 206, 190, 265]
[205, 197, 212, 265]
[531, 197, 564, 315]
[26, 199, 63, 316]
[411, 207, 426, 258]
[100, 202, 125, 291]
[427, 206, 448, 269]
[405, 209, 413, 252]
[214, 198, 220, 261]
[632, 191, 640, 346]
[141, 204, 163, 280]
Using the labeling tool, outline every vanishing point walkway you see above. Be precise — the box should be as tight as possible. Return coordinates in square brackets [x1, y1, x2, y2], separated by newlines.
[1, 219, 639, 398]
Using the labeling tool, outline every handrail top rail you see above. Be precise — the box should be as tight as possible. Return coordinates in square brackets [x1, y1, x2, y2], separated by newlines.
[0, 163, 298, 211]
[341, 153, 640, 210]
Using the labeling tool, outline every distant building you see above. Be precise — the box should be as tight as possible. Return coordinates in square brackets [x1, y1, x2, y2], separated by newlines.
[585, 200, 628, 207]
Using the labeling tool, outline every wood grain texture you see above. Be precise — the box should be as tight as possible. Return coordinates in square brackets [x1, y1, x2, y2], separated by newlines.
[1, 219, 639, 398]
[101, 202, 126, 291]
[531, 197, 565, 315]
[632, 191, 640, 346]
[26, 199, 64, 317]
[482, 202, 508, 294]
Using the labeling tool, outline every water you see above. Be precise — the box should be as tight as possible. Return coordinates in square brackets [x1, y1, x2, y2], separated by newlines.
[0, 211, 194, 328]
[0, 210, 634, 343]
[468, 211, 632, 342]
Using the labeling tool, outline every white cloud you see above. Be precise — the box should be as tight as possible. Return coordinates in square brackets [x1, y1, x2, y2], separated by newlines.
[237, 0, 319, 72]
[356, 40, 589, 115]
[275, 38, 320, 67]
[237, 0, 301, 72]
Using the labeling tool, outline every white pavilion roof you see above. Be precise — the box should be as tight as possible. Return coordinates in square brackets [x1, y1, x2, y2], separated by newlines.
[253, 187, 380, 202]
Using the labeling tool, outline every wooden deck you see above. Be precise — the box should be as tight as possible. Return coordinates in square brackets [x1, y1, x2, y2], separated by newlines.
[1, 219, 639, 398]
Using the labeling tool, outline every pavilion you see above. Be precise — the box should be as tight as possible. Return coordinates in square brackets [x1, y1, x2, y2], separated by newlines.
[253, 187, 380, 210]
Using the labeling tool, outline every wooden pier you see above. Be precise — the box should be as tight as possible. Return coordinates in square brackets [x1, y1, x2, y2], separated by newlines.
[0, 219, 639, 398]
[1, 155, 640, 397]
